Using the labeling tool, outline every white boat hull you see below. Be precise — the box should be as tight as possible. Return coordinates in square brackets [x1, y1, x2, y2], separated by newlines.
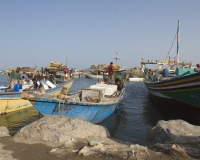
[84, 73, 103, 79]
[128, 77, 144, 82]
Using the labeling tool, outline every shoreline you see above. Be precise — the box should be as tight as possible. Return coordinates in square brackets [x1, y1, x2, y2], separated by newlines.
[0, 136, 195, 160]
[0, 116, 198, 160]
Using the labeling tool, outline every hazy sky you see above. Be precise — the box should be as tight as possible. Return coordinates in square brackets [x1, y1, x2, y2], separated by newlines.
[1, 0, 200, 69]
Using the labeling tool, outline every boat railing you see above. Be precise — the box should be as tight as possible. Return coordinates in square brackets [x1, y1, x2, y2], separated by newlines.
[170, 71, 191, 80]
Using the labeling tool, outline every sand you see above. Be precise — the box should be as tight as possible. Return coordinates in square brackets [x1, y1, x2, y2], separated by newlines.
[0, 136, 196, 160]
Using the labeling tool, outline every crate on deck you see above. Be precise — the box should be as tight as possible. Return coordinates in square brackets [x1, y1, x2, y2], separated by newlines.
[81, 88, 104, 103]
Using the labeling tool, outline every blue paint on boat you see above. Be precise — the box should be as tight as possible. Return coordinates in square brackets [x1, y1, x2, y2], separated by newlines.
[30, 89, 124, 123]
[31, 100, 120, 123]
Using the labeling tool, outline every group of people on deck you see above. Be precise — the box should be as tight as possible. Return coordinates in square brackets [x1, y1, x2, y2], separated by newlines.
[9, 67, 45, 94]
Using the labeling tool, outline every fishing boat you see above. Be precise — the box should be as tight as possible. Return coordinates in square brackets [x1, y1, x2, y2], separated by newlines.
[0, 78, 74, 115]
[143, 20, 200, 120]
[21, 84, 125, 123]
[21, 69, 127, 123]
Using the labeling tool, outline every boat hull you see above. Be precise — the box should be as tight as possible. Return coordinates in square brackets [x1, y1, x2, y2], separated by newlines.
[84, 73, 103, 79]
[0, 79, 73, 114]
[144, 72, 200, 120]
[128, 77, 144, 82]
[148, 90, 200, 119]
[28, 88, 125, 123]
[30, 100, 120, 123]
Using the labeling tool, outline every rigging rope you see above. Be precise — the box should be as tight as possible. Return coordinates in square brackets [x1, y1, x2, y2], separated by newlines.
[165, 32, 177, 60]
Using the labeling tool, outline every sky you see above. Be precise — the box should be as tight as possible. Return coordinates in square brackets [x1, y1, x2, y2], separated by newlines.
[0, 0, 200, 70]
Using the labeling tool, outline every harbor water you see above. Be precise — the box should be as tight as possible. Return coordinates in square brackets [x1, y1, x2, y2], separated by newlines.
[0, 74, 200, 145]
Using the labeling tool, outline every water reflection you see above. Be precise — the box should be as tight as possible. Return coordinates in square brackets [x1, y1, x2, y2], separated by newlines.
[98, 106, 127, 139]
[142, 95, 200, 126]
[0, 107, 40, 136]
[99, 81, 151, 145]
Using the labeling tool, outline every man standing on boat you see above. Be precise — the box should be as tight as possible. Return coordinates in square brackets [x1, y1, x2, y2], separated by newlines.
[107, 62, 114, 84]
[10, 67, 21, 90]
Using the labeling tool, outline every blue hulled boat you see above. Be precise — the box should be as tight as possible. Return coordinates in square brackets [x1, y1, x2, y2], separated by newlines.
[21, 83, 125, 123]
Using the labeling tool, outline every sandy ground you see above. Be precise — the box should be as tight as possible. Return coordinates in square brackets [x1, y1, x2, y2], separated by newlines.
[0, 136, 197, 160]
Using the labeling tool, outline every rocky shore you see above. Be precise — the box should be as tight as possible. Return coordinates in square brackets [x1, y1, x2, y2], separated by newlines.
[0, 116, 199, 160]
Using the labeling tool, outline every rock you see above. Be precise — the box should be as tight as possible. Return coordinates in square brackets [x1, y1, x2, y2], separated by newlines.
[169, 144, 188, 158]
[78, 138, 151, 159]
[146, 119, 200, 158]
[146, 120, 200, 144]
[50, 148, 58, 153]
[72, 149, 78, 152]
[13, 116, 110, 145]
[78, 146, 99, 156]
[86, 137, 103, 146]
[64, 138, 76, 146]
[0, 126, 10, 137]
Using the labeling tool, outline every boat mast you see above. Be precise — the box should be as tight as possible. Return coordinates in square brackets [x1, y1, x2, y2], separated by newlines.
[113, 52, 121, 65]
[176, 20, 180, 66]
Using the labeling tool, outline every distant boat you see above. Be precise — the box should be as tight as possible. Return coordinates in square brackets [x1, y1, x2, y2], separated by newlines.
[128, 68, 144, 82]
[84, 73, 103, 79]
[128, 77, 144, 82]
[21, 83, 125, 123]
[144, 20, 200, 120]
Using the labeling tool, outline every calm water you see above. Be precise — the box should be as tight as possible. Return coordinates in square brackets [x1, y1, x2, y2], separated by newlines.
[0, 74, 200, 145]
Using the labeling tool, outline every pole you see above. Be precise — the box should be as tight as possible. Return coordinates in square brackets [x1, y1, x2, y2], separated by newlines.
[176, 20, 180, 67]
[113, 52, 120, 65]
[116, 52, 118, 64]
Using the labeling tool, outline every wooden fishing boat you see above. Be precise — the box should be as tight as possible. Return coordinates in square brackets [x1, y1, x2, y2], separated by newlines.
[144, 20, 200, 120]
[0, 79, 74, 115]
[144, 72, 200, 120]
[21, 68, 127, 123]
[21, 83, 125, 123]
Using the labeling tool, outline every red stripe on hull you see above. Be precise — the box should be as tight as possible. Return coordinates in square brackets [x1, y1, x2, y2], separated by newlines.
[149, 92, 200, 121]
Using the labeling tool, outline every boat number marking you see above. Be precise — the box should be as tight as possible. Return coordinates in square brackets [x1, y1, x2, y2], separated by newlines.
[53, 105, 74, 112]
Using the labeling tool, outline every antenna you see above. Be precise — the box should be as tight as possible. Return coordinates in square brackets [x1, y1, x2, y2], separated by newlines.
[113, 52, 121, 64]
